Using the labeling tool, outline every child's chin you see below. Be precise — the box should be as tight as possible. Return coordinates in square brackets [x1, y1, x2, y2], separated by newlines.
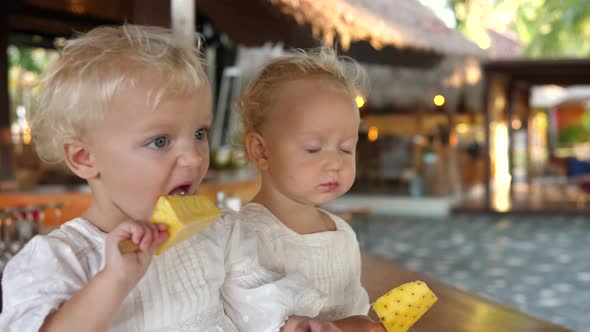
[314, 193, 342, 205]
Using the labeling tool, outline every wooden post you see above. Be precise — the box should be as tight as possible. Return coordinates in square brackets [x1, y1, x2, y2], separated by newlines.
[0, 10, 17, 191]
[482, 75, 491, 210]
[523, 85, 531, 185]
[506, 80, 515, 197]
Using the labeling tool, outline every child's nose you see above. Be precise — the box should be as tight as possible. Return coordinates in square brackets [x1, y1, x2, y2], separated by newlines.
[178, 144, 206, 168]
[324, 151, 344, 171]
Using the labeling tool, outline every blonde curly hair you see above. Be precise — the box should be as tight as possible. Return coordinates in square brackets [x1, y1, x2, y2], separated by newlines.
[237, 46, 368, 137]
[32, 24, 208, 165]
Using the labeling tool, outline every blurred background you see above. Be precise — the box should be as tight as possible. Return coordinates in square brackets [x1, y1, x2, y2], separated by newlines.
[3, 0, 590, 214]
[1, 1, 589, 331]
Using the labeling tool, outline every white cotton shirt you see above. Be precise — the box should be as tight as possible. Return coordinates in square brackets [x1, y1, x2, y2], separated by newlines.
[238, 203, 370, 320]
[0, 212, 325, 332]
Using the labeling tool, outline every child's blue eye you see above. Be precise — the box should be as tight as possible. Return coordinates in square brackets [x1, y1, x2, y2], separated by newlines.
[149, 136, 168, 149]
[195, 128, 208, 141]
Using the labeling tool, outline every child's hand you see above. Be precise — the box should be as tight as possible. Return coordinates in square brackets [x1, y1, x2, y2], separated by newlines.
[333, 315, 387, 332]
[281, 315, 342, 332]
[103, 220, 168, 290]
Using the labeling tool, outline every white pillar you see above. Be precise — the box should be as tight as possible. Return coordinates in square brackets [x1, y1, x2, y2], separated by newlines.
[171, 0, 195, 47]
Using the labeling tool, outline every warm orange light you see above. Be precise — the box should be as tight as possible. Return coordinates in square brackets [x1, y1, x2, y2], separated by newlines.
[511, 118, 522, 130]
[450, 131, 458, 147]
[23, 122, 32, 145]
[355, 95, 366, 108]
[368, 126, 379, 142]
[456, 123, 469, 134]
[433, 95, 445, 107]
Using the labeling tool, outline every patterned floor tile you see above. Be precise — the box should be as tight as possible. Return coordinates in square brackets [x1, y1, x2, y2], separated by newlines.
[351, 214, 590, 332]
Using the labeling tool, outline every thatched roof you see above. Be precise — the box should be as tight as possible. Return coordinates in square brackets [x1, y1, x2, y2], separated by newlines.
[198, 0, 485, 66]
[235, 45, 483, 112]
[269, 0, 485, 57]
[485, 28, 522, 59]
[364, 56, 483, 111]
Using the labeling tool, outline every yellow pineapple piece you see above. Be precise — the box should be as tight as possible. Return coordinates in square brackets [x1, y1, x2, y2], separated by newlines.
[119, 195, 221, 255]
[372, 281, 437, 332]
[151, 195, 221, 255]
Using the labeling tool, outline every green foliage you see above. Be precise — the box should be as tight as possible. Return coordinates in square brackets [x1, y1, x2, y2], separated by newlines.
[448, 0, 474, 30]
[448, 0, 590, 58]
[8, 47, 44, 74]
[509, 0, 590, 57]
[557, 109, 590, 144]
[558, 123, 588, 144]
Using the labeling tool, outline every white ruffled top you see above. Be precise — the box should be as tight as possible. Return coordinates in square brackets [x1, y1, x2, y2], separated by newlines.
[0, 212, 324, 331]
[238, 203, 370, 320]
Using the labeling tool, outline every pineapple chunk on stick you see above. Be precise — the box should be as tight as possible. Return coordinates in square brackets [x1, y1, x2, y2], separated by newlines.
[372, 280, 438, 332]
[119, 195, 221, 255]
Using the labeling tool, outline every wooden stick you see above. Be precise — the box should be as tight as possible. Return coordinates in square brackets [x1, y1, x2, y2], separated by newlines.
[118, 239, 140, 254]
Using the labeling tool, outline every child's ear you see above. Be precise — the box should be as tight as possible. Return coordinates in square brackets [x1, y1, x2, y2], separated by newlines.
[63, 138, 99, 179]
[245, 131, 269, 171]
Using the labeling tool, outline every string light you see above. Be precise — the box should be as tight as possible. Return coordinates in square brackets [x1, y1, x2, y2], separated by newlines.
[433, 94, 445, 107]
[355, 95, 366, 108]
[368, 126, 379, 142]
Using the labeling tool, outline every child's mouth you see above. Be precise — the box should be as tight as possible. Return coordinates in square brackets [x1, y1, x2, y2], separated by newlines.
[168, 184, 191, 196]
[320, 182, 339, 191]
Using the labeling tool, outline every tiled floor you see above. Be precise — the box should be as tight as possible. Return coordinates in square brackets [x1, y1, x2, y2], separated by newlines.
[350, 213, 590, 332]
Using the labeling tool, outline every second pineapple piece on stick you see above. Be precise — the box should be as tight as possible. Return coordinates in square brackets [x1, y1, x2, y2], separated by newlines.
[372, 280, 438, 332]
